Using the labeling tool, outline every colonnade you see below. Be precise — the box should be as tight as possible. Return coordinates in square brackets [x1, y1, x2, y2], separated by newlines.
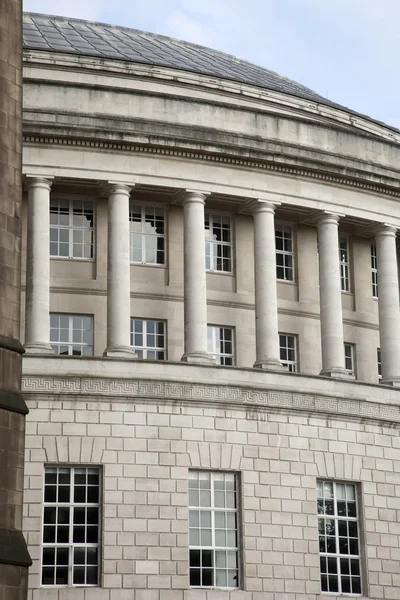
[24, 178, 400, 386]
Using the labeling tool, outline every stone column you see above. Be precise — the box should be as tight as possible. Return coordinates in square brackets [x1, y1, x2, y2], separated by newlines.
[0, 0, 31, 595]
[375, 225, 400, 386]
[252, 201, 284, 370]
[103, 183, 136, 358]
[24, 177, 54, 354]
[181, 190, 214, 364]
[317, 213, 350, 378]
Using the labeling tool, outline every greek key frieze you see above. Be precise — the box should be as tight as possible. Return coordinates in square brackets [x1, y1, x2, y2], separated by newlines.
[21, 376, 400, 424]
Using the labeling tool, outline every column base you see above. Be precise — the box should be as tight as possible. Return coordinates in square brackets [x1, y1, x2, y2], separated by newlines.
[319, 367, 354, 380]
[253, 358, 287, 371]
[381, 377, 400, 388]
[181, 352, 216, 365]
[103, 346, 137, 359]
[24, 342, 54, 355]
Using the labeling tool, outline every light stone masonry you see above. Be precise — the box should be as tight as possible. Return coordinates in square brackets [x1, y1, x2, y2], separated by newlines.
[20, 11, 400, 600]
[23, 362, 400, 600]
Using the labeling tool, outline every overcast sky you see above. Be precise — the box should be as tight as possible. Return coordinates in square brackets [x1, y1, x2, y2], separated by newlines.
[23, 0, 400, 128]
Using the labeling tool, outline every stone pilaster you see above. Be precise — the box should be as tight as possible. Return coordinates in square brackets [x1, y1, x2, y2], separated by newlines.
[375, 225, 400, 386]
[0, 0, 31, 596]
[24, 177, 54, 354]
[317, 213, 350, 378]
[103, 183, 137, 358]
[181, 190, 214, 364]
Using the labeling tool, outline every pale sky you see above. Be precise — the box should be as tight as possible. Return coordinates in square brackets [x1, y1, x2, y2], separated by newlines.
[23, 0, 400, 128]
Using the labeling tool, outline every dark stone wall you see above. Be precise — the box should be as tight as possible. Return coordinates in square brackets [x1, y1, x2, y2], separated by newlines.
[0, 0, 31, 595]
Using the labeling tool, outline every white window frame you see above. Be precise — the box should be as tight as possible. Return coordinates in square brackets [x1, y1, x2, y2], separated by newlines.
[50, 314, 93, 357]
[42, 466, 100, 588]
[344, 343, 355, 376]
[318, 480, 362, 596]
[377, 348, 382, 381]
[339, 236, 351, 292]
[129, 204, 166, 266]
[371, 244, 378, 298]
[275, 223, 295, 282]
[279, 333, 298, 372]
[205, 213, 233, 274]
[207, 326, 235, 366]
[189, 471, 239, 589]
[50, 198, 94, 260]
[130, 318, 166, 360]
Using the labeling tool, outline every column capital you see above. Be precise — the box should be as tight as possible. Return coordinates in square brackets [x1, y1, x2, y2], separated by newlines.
[374, 223, 397, 238]
[250, 199, 281, 215]
[105, 182, 133, 197]
[25, 176, 54, 192]
[316, 211, 345, 227]
[181, 189, 210, 205]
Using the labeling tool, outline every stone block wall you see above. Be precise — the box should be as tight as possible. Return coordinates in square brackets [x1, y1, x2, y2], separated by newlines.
[23, 393, 400, 600]
[0, 0, 30, 594]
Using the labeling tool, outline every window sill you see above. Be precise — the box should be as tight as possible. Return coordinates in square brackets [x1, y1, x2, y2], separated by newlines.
[41, 586, 99, 589]
[130, 262, 167, 269]
[50, 257, 95, 262]
[190, 587, 239, 592]
[319, 594, 363, 598]
[206, 271, 234, 277]
[277, 278, 296, 285]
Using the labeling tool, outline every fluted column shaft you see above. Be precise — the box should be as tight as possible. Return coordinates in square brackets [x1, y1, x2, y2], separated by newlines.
[25, 177, 53, 354]
[375, 225, 400, 386]
[253, 201, 284, 370]
[181, 191, 214, 364]
[317, 213, 350, 378]
[103, 183, 136, 359]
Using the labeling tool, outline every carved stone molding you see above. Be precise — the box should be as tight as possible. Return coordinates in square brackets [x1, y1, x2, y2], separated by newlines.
[22, 376, 400, 425]
[23, 135, 400, 199]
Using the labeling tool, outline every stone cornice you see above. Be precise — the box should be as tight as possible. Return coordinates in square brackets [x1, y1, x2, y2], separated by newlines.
[23, 50, 400, 143]
[22, 374, 400, 426]
[23, 133, 400, 199]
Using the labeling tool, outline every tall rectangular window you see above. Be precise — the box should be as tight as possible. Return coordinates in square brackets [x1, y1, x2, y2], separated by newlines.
[189, 471, 239, 589]
[318, 480, 361, 595]
[50, 199, 94, 259]
[344, 343, 355, 376]
[377, 348, 382, 380]
[339, 237, 350, 292]
[205, 214, 232, 273]
[129, 205, 165, 265]
[42, 466, 100, 587]
[50, 314, 93, 356]
[279, 333, 298, 372]
[371, 244, 378, 297]
[207, 326, 234, 366]
[130, 319, 166, 359]
[275, 224, 294, 281]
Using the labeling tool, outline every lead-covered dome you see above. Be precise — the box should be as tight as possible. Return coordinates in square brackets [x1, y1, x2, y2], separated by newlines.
[23, 12, 344, 110]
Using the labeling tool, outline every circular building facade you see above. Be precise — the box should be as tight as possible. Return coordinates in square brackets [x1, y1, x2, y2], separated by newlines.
[21, 12, 400, 600]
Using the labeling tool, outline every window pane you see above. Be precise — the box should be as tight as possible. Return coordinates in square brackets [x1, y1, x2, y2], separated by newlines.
[131, 319, 166, 360]
[189, 471, 238, 589]
[207, 326, 234, 365]
[50, 314, 93, 357]
[42, 467, 100, 587]
[205, 214, 232, 273]
[276, 225, 294, 281]
[318, 480, 361, 595]
[130, 205, 165, 264]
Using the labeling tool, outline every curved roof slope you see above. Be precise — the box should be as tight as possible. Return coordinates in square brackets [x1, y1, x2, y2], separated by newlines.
[23, 12, 340, 109]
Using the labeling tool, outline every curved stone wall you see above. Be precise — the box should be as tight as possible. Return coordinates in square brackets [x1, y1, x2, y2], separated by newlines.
[20, 20, 400, 600]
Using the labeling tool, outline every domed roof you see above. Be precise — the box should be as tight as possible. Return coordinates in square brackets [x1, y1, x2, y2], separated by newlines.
[23, 12, 341, 110]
